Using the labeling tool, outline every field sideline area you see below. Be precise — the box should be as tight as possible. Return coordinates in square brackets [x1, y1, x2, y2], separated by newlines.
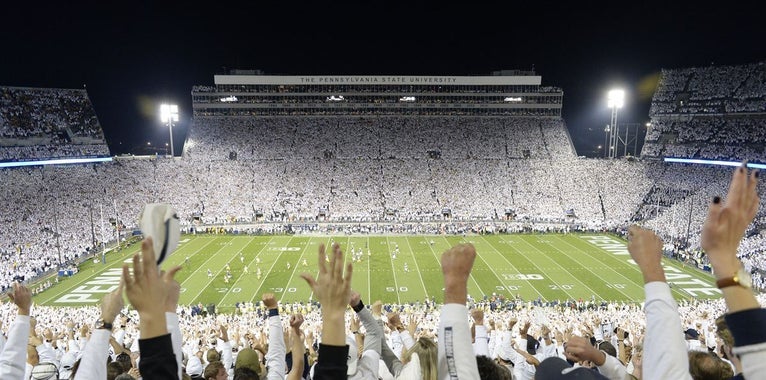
[34, 233, 719, 312]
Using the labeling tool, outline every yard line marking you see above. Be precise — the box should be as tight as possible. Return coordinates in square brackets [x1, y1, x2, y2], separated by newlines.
[484, 235, 577, 300]
[403, 237, 429, 298]
[475, 235, 545, 299]
[366, 236, 371, 302]
[249, 236, 297, 304]
[38, 236, 218, 305]
[384, 236, 402, 304]
[218, 235, 277, 306]
[278, 236, 318, 303]
[433, 236, 488, 299]
[517, 235, 616, 301]
[553, 235, 692, 300]
[187, 237, 259, 305]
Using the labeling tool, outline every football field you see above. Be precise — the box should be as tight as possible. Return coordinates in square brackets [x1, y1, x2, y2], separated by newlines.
[34, 233, 720, 312]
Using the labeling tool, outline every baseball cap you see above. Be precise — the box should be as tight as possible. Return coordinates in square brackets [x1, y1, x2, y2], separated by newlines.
[186, 356, 204, 376]
[139, 203, 180, 265]
[235, 348, 263, 376]
[30, 362, 58, 380]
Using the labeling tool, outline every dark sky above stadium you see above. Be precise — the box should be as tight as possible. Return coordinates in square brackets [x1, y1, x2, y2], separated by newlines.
[1, 1, 764, 157]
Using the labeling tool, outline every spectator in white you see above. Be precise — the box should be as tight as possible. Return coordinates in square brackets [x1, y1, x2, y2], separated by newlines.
[437, 243, 481, 379]
[348, 290, 382, 379]
[71, 282, 123, 380]
[0, 283, 32, 380]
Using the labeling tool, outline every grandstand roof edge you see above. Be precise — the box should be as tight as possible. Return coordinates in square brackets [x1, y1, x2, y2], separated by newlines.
[212, 75, 542, 86]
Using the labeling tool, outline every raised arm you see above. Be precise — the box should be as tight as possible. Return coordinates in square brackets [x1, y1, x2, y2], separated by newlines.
[437, 244, 480, 380]
[628, 226, 691, 380]
[0, 283, 32, 380]
[287, 314, 306, 380]
[300, 243, 353, 379]
[701, 164, 765, 378]
[162, 266, 184, 380]
[263, 293, 287, 380]
[123, 238, 178, 379]
[75, 284, 123, 380]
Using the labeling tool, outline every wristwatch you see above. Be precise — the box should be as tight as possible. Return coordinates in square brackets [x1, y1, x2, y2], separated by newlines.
[95, 318, 114, 331]
[716, 267, 753, 289]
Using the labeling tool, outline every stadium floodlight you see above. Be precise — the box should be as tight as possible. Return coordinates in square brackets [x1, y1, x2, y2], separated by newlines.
[607, 89, 625, 109]
[160, 104, 179, 157]
[606, 89, 625, 158]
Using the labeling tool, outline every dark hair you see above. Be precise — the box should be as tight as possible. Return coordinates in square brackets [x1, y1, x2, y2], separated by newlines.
[597, 341, 617, 358]
[115, 352, 132, 372]
[233, 367, 260, 380]
[107, 362, 125, 380]
[476, 355, 512, 380]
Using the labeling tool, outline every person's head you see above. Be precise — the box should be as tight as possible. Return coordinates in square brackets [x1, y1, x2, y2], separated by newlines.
[535, 356, 610, 379]
[115, 352, 132, 372]
[204, 361, 227, 380]
[186, 356, 204, 378]
[596, 341, 617, 358]
[233, 367, 260, 380]
[476, 355, 512, 380]
[688, 350, 734, 380]
[206, 348, 222, 364]
[234, 348, 263, 378]
[107, 361, 125, 380]
[402, 337, 438, 380]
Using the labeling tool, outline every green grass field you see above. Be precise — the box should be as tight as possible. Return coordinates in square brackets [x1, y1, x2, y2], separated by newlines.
[34, 233, 720, 312]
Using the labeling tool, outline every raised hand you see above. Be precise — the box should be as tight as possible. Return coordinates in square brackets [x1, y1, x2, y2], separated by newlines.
[407, 315, 418, 336]
[441, 243, 477, 304]
[565, 336, 606, 366]
[627, 226, 666, 283]
[702, 164, 759, 275]
[289, 313, 305, 331]
[300, 243, 352, 319]
[100, 280, 124, 325]
[262, 293, 278, 310]
[7, 282, 31, 316]
[300, 243, 352, 346]
[349, 289, 361, 308]
[162, 266, 183, 313]
[122, 237, 170, 338]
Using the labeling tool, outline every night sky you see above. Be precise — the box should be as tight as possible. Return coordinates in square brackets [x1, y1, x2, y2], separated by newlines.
[2, 2, 764, 157]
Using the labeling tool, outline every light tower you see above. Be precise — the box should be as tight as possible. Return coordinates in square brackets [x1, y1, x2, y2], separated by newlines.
[607, 89, 624, 159]
[160, 104, 179, 157]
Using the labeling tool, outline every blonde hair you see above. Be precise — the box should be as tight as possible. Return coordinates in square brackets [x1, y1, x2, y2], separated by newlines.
[402, 337, 437, 380]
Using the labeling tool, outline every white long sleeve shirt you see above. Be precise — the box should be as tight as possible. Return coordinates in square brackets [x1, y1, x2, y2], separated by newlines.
[437, 304, 480, 380]
[0, 315, 30, 380]
[166, 312, 184, 380]
[73, 328, 111, 380]
[264, 310, 286, 380]
[643, 282, 692, 380]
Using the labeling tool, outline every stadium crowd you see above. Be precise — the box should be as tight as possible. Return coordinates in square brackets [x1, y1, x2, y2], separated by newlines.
[0, 165, 764, 380]
[642, 62, 766, 161]
[0, 87, 109, 161]
[1, 61, 765, 378]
